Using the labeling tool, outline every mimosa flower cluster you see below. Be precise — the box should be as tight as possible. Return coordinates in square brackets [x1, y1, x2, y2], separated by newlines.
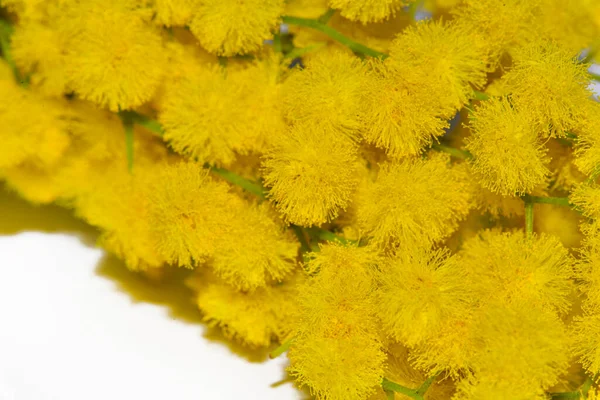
[2, 0, 600, 399]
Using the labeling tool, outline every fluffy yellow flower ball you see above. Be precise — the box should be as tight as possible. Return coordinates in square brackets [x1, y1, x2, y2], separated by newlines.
[190, 0, 284, 56]
[60, 0, 167, 111]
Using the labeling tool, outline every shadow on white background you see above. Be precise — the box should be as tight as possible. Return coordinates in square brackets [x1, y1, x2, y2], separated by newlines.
[0, 188, 301, 400]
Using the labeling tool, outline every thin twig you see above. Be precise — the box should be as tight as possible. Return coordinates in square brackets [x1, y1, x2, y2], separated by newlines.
[269, 337, 294, 359]
[281, 15, 388, 59]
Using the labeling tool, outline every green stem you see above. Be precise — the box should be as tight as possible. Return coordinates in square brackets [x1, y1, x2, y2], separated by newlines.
[269, 337, 294, 359]
[120, 110, 163, 136]
[305, 226, 356, 245]
[472, 90, 490, 101]
[270, 377, 294, 388]
[125, 125, 134, 173]
[557, 137, 574, 147]
[0, 19, 14, 67]
[291, 225, 313, 254]
[132, 113, 163, 136]
[581, 372, 599, 399]
[549, 392, 581, 400]
[433, 143, 573, 210]
[317, 8, 336, 24]
[524, 199, 534, 239]
[548, 373, 599, 399]
[381, 378, 423, 400]
[207, 165, 266, 199]
[385, 389, 396, 400]
[284, 42, 327, 60]
[273, 32, 282, 53]
[119, 112, 135, 173]
[0, 18, 26, 86]
[119, 113, 269, 199]
[521, 195, 571, 207]
[281, 15, 388, 59]
[431, 143, 473, 160]
[565, 131, 578, 140]
[590, 71, 600, 82]
[416, 372, 439, 397]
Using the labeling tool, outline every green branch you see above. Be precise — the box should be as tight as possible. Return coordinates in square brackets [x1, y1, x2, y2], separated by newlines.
[565, 131, 578, 140]
[124, 120, 134, 173]
[129, 111, 163, 136]
[281, 15, 388, 59]
[580, 373, 597, 397]
[548, 373, 598, 399]
[382, 378, 422, 399]
[120, 112, 265, 199]
[118, 111, 162, 136]
[0, 19, 14, 69]
[0, 18, 27, 86]
[317, 8, 336, 24]
[431, 143, 473, 160]
[273, 32, 282, 53]
[415, 372, 439, 396]
[472, 90, 490, 101]
[521, 195, 571, 207]
[291, 225, 314, 254]
[284, 42, 327, 60]
[305, 226, 356, 245]
[114, 112, 357, 248]
[269, 337, 294, 359]
[119, 112, 267, 196]
[207, 165, 266, 199]
[550, 392, 582, 400]
[381, 373, 438, 400]
[114, 114, 359, 249]
[118, 111, 135, 173]
[433, 142, 575, 215]
[524, 199, 534, 239]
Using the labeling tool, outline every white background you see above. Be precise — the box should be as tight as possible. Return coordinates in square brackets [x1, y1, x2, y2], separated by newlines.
[0, 188, 301, 400]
